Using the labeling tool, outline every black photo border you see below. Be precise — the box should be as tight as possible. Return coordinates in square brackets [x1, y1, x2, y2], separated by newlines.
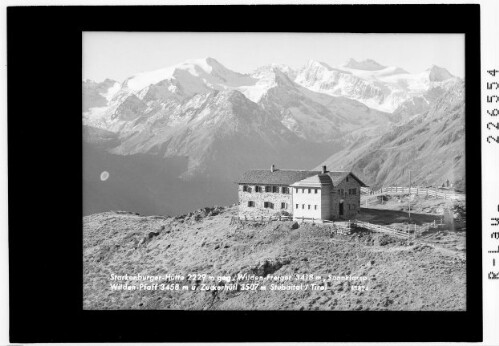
[8, 4, 482, 343]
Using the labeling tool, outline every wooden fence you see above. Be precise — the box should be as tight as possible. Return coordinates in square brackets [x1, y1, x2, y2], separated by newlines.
[354, 220, 410, 238]
[360, 186, 465, 201]
[230, 215, 293, 225]
[230, 216, 442, 239]
[353, 220, 441, 238]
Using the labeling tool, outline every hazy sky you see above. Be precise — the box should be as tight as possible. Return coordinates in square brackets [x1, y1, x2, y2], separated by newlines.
[83, 32, 464, 82]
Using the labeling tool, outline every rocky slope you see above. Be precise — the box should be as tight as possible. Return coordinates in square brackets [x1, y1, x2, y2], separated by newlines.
[82, 79, 120, 113]
[84, 206, 466, 310]
[319, 81, 465, 190]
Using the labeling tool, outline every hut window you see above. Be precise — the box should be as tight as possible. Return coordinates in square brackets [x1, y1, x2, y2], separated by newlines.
[247, 201, 255, 207]
[282, 187, 289, 194]
[265, 186, 272, 193]
[296, 204, 299, 209]
[264, 202, 274, 209]
[308, 188, 311, 194]
[281, 202, 287, 209]
[308, 205, 311, 210]
[302, 204, 305, 209]
[273, 186, 279, 193]
[315, 189, 318, 194]
[242, 185, 248, 192]
[314, 205, 317, 210]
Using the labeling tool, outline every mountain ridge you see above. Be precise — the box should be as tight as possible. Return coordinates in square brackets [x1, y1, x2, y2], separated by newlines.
[83, 57, 464, 216]
[317, 81, 465, 190]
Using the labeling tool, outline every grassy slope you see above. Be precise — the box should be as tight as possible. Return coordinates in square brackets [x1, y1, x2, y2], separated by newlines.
[318, 82, 465, 189]
[84, 205, 466, 311]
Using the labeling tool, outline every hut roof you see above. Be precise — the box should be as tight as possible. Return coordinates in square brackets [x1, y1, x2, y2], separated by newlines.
[236, 169, 320, 186]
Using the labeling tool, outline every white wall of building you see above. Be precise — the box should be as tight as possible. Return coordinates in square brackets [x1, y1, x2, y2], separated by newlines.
[292, 186, 322, 221]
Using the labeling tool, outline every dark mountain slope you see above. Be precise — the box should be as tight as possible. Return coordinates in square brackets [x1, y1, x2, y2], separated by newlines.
[319, 81, 465, 190]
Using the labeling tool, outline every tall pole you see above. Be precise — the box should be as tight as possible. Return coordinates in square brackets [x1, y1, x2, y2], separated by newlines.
[408, 170, 411, 220]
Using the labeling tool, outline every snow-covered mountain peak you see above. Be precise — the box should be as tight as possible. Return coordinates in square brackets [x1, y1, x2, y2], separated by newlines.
[253, 63, 295, 77]
[305, 59, 332, 70]
[426, 65, 454, 82]
[238, 66, 295, 103]
[121, 57, 252, 93]
[302, 60, 350, 73]
[84, 57, 462, 130]
[122, 60, 195, 91]
[344, 58, 386, 71]
[292, 57, 461, 113]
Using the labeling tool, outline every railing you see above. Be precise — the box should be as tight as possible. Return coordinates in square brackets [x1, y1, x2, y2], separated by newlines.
[354, 219, 442, 239]
[360, 186, 465, 201]
[230, 216, 443, 239]
[354, 220, 410, 238]
[230, 215, 293, 224]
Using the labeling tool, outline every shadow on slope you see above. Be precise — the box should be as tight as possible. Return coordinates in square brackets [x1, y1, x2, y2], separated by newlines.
[83, 144, 237, 216]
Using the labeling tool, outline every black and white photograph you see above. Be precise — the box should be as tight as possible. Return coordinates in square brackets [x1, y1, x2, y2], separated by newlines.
[82, 32, 467, 311]
[8, 2, 497, 344]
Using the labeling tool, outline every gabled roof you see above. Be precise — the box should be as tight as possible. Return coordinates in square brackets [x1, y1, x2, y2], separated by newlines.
[291, 171, 368, 188]
[290, 174, 332, 187]
[327, 171, 351, 186]
[327, 171, 368, 187]
[236, 169, 321, 186]
[342, 172, 368, 187]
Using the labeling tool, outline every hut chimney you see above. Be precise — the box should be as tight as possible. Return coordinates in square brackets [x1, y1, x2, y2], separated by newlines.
[271, 164, 275, 172]
[322, 165, 327, 174]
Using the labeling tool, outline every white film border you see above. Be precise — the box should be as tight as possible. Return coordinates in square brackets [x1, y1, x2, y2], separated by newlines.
[482, 0, 499, 344]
